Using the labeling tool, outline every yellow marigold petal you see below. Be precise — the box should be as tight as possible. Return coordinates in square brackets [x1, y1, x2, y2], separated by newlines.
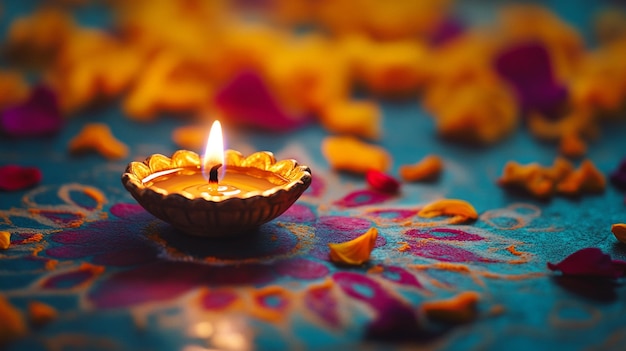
[328, 227, 378, 265]
[0, 231, 10, 250]
[556, 159, 605, 196]
[0, 295, 27, 344]
[497, 159, 579, 199]
[399, 155, 443, 182]
[0, 70, 29, 109]
[321, 136, 391, 174]
[418, 199, 478, 224]
[171, 125, 208, 150]
[320, 100, 381, 140]
[122, 51, 212, 120]
[68, 123, 128, 160]
[28, 301, 57, 327]
[546, 157, 575, 182]
[578, 159, 606, 193]
[421, 291, 481, 324]
[612, 223, 626, 244]
[357, 40, 429, 96]
[559, 132, 587, 159]
[428, 79, 518, 145]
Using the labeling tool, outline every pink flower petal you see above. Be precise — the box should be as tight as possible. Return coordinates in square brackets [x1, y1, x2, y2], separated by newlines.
[494, 42, 568, 119]
[214, 71, 311, 132]
[0, 165, 42, 191]
[429, 17, 465, 46]
[366, 169, 400, 193]
[0, 85, 63, 137]
[610, 158, 626, 190]
[547, 248, 625, 279]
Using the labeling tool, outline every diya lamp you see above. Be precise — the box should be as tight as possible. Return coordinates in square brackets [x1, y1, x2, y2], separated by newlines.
[122, 121, 312, 237]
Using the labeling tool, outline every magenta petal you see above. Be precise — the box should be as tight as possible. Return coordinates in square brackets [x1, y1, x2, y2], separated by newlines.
[214, 71, 310, 132]
[429, 17, 465, 46]
[610, 158, 626, 190]
[0, 85, 63, 137]
[0, 165, 42, 191]
[494, 42, 568, 119]
[612, 260, 626, 276]
[547, 248, 624, 279]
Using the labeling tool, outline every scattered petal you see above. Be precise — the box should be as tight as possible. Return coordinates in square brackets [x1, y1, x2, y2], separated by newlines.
[427, 79, 519, 145]
[399, 155, 443, 182]
[547, 248, 625, 279]
[122, 50, 211, 121]
[322, 136, 391, 174]
[0, 165, 42, 191]
[418, 199, 478, 224]
[556, 159, 605, 196]
[611, 223, 626, 244]
[429, 17, 465, 46]
[68, 123, 128, 160]
[28, 301, 57, 327]
[214, 71, 310, 132]
[0, 296, 27, 344]
[320, 100, 381, 140]
[366, 170, 400, 193]
[0, 231, 10, 250]
[366, 302, 420, 341]
[0, 85, 63, 137]
[494, 41, 568, 119]
[498, 157, 575, 198]
[559, 132, 587, 159]
[421, 291, 481, 324]
[357, 40, 429, 96]
[0, 70, 29, 109]
[171, 125, 208, 150]
[328, 227, 378, 265]
[610, 158, 626, 190]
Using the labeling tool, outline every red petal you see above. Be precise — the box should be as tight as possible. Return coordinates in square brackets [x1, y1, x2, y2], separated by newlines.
[0, 165, 42, 191]
[214, 71, 311, 132]
[366, 169, 400, 193]
[0, 85, 63, 137]
[547, 248, 625, 279]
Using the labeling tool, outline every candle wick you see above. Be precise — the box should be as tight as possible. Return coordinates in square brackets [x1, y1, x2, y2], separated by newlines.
[208, 163, 222, 184]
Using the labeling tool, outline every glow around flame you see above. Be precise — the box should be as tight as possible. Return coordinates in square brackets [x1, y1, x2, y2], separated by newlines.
[202, 120, 224, 181]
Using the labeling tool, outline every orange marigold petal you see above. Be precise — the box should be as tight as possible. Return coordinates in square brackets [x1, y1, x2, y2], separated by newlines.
[399, 155, 443, 182]
[421, 291, 481, 324]
[611, 223, 626, 244]
[559, 132, 587, 159]
[28, 301, 58, 327]
[0, 231, 10, 250]
[328, 227, 378, 265]
[321, 136, 391, 174]
[0, 295, 27, 344]
[68, 123, 128, 160]
[417, 199, 478, 224]
[556, 159, 605, 196]
[320, 100, 381, 140]
[171, 125, 208, 150]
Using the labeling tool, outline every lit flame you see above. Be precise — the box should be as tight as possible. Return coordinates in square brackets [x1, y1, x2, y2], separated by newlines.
[202, 120, 224, 181]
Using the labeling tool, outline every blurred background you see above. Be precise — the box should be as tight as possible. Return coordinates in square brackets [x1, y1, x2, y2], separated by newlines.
[2, 0, 625, 149]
